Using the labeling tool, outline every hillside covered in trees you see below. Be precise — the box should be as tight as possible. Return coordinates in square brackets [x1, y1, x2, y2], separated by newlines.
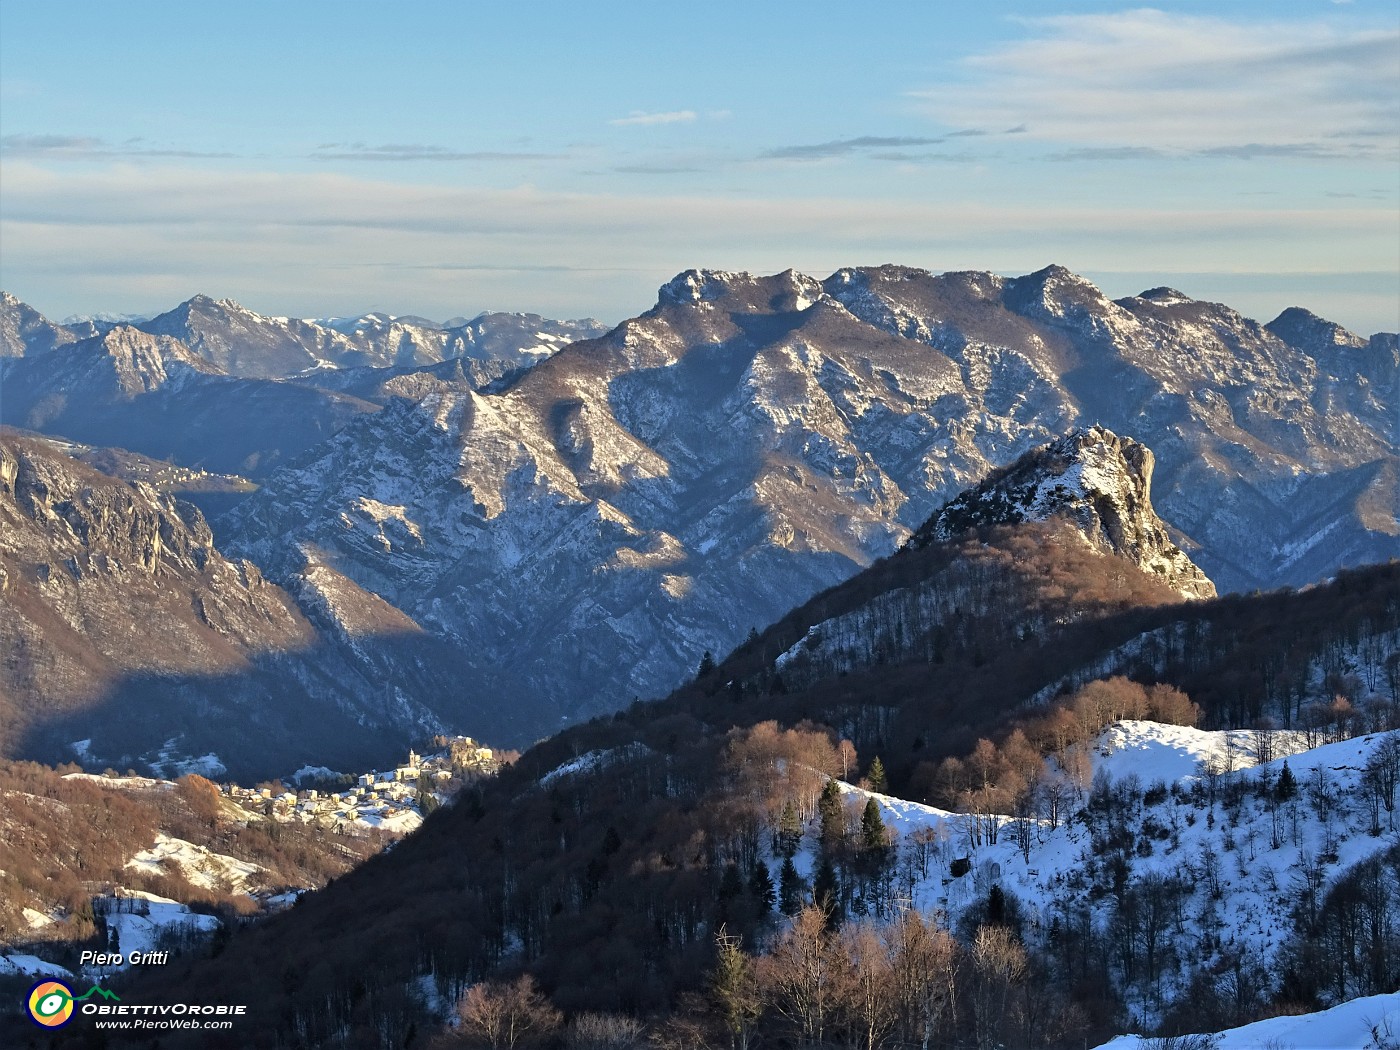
[32, 521, 1395, 1047]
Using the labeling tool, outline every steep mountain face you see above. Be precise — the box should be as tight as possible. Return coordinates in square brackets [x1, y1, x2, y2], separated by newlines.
[0, 326, 379, 478]
[219, 267, 1396, 740]
[139, 295, 347, 378]
[0, 431, 509, 780]
[913, 426, 1216, 601]
[139, 296, 608, 379]
[0, 292, 78, 358]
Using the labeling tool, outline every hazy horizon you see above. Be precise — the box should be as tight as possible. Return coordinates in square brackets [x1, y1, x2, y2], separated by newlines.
[2, 1, 1396, 334]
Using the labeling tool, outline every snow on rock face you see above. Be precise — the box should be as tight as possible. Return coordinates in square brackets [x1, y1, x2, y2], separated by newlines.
[915, 426, 1216, 600]
[134, 294, 608, 381]
[219, 266, 1392, 742]
[1, 291, 85, 359]
[0, 432, 489, 780]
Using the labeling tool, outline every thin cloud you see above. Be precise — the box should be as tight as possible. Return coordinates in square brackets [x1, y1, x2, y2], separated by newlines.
[1195, 143, 1361, 160]
[609, 110, 697, 127]
[868, 151, 980, 164]
[1048, 146, 1168, 162]
[311, 142, 563, 162]
[762, 136, 948, 161]
[613, 164, 707, 175]
[909, 10, 1400, 159]
[1, 134, 235, 160]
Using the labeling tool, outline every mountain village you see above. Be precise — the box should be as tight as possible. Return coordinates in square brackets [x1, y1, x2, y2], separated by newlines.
[222, 736, 500, 834]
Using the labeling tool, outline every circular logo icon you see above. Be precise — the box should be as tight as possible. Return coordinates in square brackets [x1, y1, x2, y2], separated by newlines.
[27, 979, 75, 1028]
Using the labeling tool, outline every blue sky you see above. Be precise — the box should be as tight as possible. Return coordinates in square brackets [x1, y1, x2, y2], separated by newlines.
[1, 1, 1396, 333]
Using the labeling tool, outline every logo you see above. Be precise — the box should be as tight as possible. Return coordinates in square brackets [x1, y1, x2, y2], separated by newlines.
[26, 980, 119, 1028]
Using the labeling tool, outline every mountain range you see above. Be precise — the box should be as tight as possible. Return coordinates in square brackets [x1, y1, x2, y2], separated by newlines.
[216, 265, 1399, 742]
[1, 267, 1398, 1048]
[1, 266, 1396, 765]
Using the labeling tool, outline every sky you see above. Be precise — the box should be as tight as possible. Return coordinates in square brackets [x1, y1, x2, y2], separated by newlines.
[1, 1, 1397, 333]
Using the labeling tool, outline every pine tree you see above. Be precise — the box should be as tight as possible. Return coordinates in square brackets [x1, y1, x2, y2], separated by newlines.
[779, 856, 804, 916]
[777, 799, 803, 858]
[867, 756, 888, 794]
[860, 798, 888, 855]
[748, 860, 775, 914]
[818, 779, 844, 855]
[1277, 760, 1298, 801]
[698, 650, 717, 677]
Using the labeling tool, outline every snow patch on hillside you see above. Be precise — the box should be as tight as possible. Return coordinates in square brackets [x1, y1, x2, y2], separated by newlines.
[93, 893, 220, 971]
[125, 833, 265, 892]
[540, 744, 651, 786]
[807, 722, 1400, 1034]
[1093, 990, 1400, 1050]
[0, 953, 72, 978]
[1091, 720, 1307, 786]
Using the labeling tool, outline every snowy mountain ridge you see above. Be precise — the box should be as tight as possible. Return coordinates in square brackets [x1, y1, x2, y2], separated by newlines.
[214, 264, 1395, 740]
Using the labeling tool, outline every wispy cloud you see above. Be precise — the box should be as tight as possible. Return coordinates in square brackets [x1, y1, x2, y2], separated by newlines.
[868, 152, 979, 165]
[1, 134, 235, 160]
[1047, 146, 1168, 162]
[910, 10, 1400, 159]
[609, 110, 698, 127]
[761, 136, 947, 161]
[311, 142, 564, 162]
[613, 164, 707, 175]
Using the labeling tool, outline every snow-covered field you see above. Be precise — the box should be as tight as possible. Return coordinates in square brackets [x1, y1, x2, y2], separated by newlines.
[1093, 990, 1400, 1050]
[0, 953, 73, 978]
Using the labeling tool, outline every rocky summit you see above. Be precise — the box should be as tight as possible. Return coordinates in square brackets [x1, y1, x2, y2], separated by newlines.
[914, 426, 1217, 601]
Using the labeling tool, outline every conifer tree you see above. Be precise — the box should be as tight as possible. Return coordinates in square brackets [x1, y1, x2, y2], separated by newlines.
[867, 756, 888, 794]
[777, 799, 803, 858]
[718, 861, 745, 902]
[860, 798, 888, 855]
[818, 779, 844, 855]
[711, 927, 760, 1050]
[779, 856, 804, 916]
[1277, 760, 1298, 801]
[748, 859, 775, 914]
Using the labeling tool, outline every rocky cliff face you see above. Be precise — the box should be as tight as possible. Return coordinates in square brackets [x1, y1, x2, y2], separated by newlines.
[217, 266, 1394, 740]
[914, 426, 1216, 600]
[0, 431, 506, 779]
